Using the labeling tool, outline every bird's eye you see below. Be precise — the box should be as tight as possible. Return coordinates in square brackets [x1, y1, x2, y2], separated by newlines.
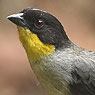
[34, 19, 44, 28]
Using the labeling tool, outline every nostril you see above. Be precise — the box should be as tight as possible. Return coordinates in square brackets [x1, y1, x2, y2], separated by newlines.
[19, 18, 26, 27]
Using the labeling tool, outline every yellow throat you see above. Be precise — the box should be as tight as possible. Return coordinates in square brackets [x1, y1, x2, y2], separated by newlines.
[17, 26, 55, 63]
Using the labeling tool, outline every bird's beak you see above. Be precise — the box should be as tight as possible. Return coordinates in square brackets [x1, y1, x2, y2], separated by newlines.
[7, 13, 26, 27]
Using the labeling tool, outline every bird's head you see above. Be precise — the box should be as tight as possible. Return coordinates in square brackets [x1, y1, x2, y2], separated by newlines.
[7, 8, 69, 62]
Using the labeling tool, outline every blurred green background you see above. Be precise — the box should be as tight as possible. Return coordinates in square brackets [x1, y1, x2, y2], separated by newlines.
[0, 0, 95, 95]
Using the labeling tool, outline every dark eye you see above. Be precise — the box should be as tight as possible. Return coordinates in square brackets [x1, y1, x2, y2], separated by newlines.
[34, 19, 44, 28]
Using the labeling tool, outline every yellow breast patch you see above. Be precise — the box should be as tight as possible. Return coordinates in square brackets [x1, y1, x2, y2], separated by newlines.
[17, 26, 55, 62]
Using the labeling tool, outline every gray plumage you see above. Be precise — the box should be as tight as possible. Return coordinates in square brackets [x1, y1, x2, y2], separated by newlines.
[7, 8, 95, 95]
[32, 41, 95, 95]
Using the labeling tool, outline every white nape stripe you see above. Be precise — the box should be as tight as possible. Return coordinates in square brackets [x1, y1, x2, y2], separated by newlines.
[32, 8, 47, 13]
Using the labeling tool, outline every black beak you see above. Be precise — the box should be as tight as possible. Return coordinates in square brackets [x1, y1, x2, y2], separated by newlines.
[7, 13, 26, 27]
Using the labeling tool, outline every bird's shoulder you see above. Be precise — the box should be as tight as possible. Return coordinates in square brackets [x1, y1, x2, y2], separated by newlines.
[66, 44, 95, 95]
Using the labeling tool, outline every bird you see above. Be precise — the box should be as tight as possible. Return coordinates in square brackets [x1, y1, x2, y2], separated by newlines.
[7, 8, 95, 95]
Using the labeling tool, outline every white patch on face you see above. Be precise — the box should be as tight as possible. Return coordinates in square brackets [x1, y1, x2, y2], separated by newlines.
[32, 8, 47, 13]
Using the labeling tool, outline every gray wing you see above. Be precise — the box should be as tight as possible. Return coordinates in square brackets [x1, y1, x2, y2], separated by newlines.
[70, 57, 95, 95]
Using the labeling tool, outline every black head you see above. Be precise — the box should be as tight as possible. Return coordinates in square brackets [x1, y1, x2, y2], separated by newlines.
[8, 8, 69, 48]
